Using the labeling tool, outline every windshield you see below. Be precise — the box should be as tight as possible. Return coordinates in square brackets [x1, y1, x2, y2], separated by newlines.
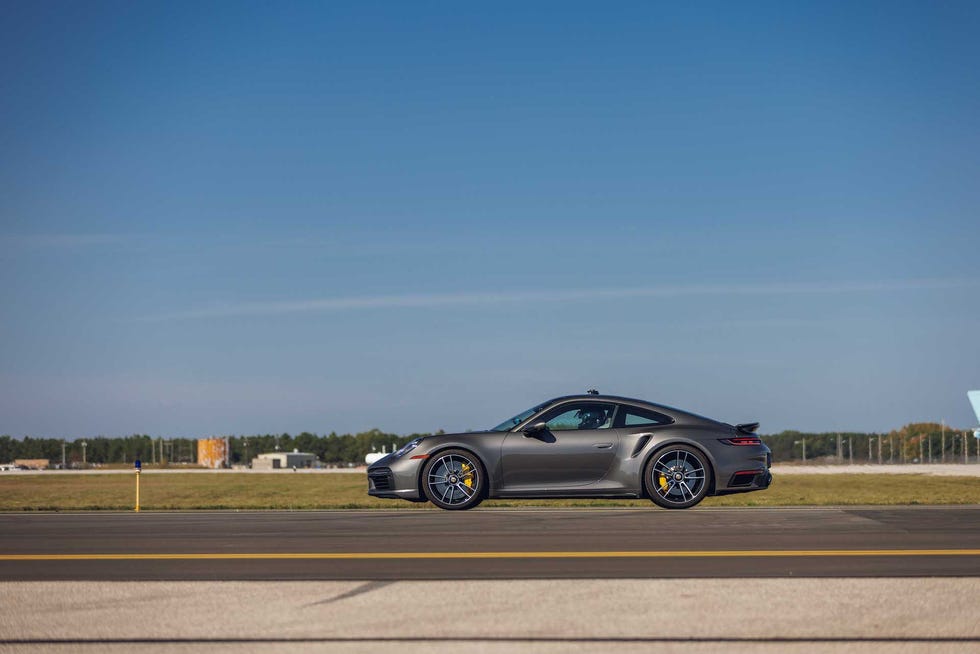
[488, 402, 551, 432]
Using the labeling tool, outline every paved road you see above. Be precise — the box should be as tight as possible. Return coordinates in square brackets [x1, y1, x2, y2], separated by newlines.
[1, 506, 979, 580]
[2, 578, 978, 653]
[2, 507, 978, 653]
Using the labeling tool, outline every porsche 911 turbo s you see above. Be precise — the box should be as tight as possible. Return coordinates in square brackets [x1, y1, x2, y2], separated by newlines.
[367, 392, 772, 510]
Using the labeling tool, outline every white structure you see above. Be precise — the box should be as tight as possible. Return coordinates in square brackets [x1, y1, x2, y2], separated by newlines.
[969, 391, 980, 440]
[365, 445, 391, 465]
[251, 449, 318, 470]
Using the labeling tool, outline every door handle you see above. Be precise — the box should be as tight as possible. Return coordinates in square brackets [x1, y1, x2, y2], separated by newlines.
[593, 443, 613, 449]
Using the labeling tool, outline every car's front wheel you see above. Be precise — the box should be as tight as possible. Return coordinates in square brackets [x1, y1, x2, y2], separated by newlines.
[421, 449, 485, 510]
[644, 445, 711, 509]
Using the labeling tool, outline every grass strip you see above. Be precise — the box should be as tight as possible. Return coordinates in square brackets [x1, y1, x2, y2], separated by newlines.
[0, 473, 977, 511]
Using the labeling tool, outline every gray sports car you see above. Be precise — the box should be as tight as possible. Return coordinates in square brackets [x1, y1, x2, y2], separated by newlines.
[367, 392, 772, 510]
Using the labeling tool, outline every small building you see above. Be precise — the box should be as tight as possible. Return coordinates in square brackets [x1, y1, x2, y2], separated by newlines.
[197, 437, 230, 469]
[251, 450, 318, 470]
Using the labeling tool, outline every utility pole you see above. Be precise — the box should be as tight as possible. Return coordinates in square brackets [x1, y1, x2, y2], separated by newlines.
[848, 438, 853, 465]
[868, 437, 874, 463]
[61, 440, 66, 469]
[942, 421, 946, 463]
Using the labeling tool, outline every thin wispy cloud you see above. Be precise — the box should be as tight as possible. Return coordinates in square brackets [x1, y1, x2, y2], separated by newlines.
[1, 233, 134, 248]
[146, 278, 978, 321]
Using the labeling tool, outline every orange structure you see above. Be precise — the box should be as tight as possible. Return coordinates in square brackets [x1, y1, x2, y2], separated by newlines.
[14, 459, 49, 470]
[197, 437, 230, 469]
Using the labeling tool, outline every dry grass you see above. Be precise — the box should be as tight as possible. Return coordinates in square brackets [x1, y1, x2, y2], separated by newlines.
[0, 472, 977, 511]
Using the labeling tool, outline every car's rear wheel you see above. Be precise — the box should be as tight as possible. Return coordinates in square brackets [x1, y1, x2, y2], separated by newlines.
[421, 449, 485, 510]
[644, 445, 710, 509]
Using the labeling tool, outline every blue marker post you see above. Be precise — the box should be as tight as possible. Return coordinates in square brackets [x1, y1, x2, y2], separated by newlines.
[134, 459, 142, 512]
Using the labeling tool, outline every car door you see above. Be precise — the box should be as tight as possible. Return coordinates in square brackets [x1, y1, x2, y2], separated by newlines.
[499, 401, 620, 490]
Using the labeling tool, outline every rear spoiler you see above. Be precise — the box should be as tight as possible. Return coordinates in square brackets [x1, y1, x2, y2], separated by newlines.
[735, 422, 760, 434]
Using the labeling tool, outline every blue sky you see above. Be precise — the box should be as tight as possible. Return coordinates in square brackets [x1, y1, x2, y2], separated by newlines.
[1, 1, 978, 438]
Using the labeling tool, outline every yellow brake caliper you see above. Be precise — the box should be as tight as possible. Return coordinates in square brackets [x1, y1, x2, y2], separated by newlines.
[659, 473, 669, 492]
[461, 462, 473, 488]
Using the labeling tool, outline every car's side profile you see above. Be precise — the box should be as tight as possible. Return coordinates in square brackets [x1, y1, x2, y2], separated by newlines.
[367, 393, 772, 510]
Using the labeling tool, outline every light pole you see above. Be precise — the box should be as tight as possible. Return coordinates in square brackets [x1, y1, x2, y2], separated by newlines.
[795, 439, 807, 463]
[81, 441, 88, 467]
[61, 440, 66, 469]
[868, 437, 874, 463]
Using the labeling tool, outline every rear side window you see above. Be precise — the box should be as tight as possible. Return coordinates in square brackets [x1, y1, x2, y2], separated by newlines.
[619, 406, 672, 427]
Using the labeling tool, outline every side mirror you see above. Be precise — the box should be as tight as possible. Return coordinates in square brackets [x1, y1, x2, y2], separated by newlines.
[522, 421, 547, 436]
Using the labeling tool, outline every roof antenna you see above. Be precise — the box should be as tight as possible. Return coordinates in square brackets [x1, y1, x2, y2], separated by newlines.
[587, 389, 599, 395]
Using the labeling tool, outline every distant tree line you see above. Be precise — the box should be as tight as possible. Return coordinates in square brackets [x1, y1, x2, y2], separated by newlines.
[764, 423, 977, 463]
[0, 430, 429, 467]
[1, 422, 975, 467]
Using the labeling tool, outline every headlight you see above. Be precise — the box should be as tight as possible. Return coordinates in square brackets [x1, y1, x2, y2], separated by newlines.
[393, 437, 424, 458]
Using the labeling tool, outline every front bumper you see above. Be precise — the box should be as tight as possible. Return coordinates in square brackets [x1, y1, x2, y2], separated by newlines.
[367, 456, 425, 501]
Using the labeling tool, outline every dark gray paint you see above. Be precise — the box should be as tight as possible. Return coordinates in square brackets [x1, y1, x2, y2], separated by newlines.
[368, 394, 771, 505]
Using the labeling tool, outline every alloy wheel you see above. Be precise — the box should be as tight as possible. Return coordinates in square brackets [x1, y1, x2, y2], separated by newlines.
[422, 450, 484, 510]
[645, 446, 710, 509]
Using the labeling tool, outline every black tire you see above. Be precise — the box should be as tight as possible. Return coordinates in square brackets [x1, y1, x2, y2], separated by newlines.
[644, 444, 711, 509]
[421, 449, 485, 510]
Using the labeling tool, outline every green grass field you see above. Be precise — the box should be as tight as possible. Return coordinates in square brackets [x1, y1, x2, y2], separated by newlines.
[0, 472, 978, 510]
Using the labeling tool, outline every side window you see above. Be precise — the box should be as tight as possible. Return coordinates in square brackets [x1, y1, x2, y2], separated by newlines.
[543, 403, 615, 431]
[620, 406, 671, 427]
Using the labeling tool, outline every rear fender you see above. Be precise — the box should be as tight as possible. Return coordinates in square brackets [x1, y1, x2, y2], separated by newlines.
[639, 439, 718, 499]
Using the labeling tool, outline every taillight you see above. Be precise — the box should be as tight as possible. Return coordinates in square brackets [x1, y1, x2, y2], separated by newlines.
[720, 436, 762, 446]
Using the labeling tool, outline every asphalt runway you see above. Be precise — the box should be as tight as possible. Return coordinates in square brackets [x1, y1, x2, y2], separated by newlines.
[2, 507, 979, 653]
[1, 506, 979, 580]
